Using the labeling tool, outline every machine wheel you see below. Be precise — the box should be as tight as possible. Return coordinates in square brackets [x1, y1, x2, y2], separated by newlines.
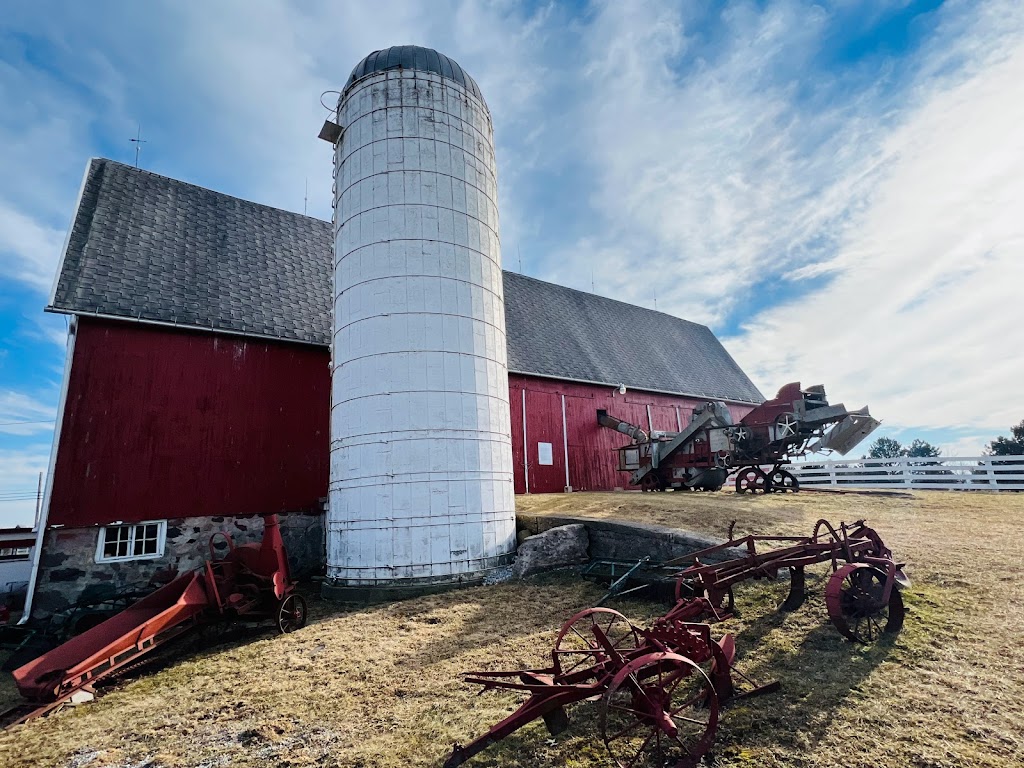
[640, 474, 664, 493]
[600, 652, 719, 768]
[277, 594, 307, 634]
[825, 564, 904, 643]
[552, 608, 641, 676]
[775, 413, 800, 439]
[734, 467, 770, 494]
[769, 468, 799, 493]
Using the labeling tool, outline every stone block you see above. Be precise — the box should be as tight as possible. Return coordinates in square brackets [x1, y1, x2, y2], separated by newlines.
[512, 524, 589, 579]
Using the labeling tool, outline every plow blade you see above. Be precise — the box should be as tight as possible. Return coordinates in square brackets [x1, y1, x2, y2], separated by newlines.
[811, 408, 881, 455]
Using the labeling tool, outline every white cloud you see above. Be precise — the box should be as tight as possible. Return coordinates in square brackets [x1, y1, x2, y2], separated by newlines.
[0, 445, 50, 528]
[727, 20, 1024, 432]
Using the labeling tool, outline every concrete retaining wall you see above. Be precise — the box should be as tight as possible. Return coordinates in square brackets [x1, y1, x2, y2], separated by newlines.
[516, 515, 744, 565]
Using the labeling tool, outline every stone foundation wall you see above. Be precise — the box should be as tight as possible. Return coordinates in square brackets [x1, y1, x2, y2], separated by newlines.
[32, 513, 325, 619]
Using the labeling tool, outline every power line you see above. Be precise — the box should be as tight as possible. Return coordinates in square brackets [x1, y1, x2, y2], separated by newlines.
[0, 420, 54, 427]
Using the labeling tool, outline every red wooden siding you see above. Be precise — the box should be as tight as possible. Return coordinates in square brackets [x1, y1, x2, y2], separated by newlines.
[49, 319, 330, 527]
[47, 320, 758, 527]
[508, 374, 755, 494]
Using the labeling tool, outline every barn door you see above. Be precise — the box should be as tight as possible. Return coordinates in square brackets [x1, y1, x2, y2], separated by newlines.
[525, 390, 566, 494]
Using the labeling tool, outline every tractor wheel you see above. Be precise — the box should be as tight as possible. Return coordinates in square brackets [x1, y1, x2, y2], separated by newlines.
[276, 593, 307, 634]
[552, 608, 641, 676]
[825, 564, 904, 643]
[600, 652, 718, 768]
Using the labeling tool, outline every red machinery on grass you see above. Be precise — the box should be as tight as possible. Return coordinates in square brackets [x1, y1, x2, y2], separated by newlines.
[447, 518, 908, 767]
[3, 514, 306, 725]
[599, 382, 880, 494]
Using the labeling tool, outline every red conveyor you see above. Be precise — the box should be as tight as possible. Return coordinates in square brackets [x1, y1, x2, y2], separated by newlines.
[13, 571, 211, 703]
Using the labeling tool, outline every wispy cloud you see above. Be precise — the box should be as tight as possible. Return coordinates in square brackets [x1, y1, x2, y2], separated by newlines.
[0, 390, 56, 436]
[726, 5, 1024, 432]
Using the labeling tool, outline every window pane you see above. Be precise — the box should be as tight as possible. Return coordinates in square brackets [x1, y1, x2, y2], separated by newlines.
[104, 525, 131, 559]
[134, 524, 159, 556]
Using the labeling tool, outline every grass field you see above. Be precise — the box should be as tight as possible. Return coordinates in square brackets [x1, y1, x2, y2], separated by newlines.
[1, 489, 1022, 768]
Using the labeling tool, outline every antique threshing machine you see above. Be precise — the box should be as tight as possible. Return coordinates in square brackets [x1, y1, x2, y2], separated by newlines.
[447, 518, 908, 767]
[599, 382, 880, 493]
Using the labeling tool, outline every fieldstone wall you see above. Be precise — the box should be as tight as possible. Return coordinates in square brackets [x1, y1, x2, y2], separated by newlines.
[32, 512, 325, 619]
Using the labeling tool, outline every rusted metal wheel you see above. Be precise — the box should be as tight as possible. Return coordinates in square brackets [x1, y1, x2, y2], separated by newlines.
[640, 474, 664, 493]
[734, 467, 770, 494]
[552, 608, 641, 675]
[825, 564, 904, 643]
[769, 468, 799, 493]
[277, 593, 307, 634]
[600, 651, 719, 768]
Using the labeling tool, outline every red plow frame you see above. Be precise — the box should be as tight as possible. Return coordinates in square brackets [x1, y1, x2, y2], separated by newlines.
[448, 518, 908, 766]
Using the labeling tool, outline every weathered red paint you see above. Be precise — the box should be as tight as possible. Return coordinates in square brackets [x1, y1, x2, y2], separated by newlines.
[48, 320, 757, 528]
[48, 319, 330, 527]
[508, 374, 755, 494]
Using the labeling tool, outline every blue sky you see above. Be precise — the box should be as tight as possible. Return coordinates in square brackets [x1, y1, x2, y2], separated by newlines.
[2, 0, 1023, 525]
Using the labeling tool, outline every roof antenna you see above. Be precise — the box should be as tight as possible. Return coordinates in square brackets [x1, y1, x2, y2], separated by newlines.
[517, 243, 523, 274]
[591, 265, 595, 293]
[130, 124, 147, 169]
[304, 178, 308, 216]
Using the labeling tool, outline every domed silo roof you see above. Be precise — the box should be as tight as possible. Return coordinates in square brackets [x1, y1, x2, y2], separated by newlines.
[345, 44, 485, 103]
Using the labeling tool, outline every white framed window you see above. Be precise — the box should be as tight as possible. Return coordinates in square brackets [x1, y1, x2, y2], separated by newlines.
[95, 521, 167, 563]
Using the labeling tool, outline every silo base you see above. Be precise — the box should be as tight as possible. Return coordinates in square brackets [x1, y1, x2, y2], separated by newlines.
[321, 562, 512, 605]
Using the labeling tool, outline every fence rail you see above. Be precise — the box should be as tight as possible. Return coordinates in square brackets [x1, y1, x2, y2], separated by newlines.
[782, 455, 1024, 491]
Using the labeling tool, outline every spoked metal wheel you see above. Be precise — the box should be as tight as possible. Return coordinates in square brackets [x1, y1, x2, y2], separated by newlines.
[735, 467, 770, 494]
[775, 413, 799, 439]
[552, 608, 641, 675]
[825, 564, 904, 643]
[277, 593, 308, 634]
[769, 468, 799, 493]
[600, 651, 719, 768]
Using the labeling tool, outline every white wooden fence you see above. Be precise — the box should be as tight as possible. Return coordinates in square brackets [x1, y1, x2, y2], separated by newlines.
[782, 456, 1024, 491]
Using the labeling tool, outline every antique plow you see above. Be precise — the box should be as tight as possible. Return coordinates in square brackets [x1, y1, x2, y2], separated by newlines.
[446, 599, 776, 768]
[448, 519, 906, 765]
[671, 518, 909, 643]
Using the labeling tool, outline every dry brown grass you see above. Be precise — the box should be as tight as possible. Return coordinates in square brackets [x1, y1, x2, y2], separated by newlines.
[1, 489, 1022, 768]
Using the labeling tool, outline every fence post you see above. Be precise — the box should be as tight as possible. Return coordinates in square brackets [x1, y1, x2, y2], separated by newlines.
[986, 458, 998, 489]
[829, 462, 837, 486]
[903, 456, 912, 487]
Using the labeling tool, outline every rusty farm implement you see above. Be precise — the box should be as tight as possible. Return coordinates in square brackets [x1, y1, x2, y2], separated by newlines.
[599, 382, 881, 493]
[447, 518, 908, 767]
[2, 513, 306, 727]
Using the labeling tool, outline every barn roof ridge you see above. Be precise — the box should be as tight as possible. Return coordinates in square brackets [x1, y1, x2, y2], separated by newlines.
[47, 157, 765, 404]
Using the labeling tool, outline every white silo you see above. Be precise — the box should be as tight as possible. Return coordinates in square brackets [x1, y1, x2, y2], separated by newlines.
[322, 45, 515, 598]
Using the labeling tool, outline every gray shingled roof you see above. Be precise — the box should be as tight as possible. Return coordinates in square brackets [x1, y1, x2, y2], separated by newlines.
[49, 159, 764, 404]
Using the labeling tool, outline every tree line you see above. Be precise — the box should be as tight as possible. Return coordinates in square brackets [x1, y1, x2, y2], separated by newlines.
[864, 419, 1024, 459]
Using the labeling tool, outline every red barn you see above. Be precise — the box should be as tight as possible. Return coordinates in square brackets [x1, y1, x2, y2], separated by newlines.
[25, 159, 762, 618]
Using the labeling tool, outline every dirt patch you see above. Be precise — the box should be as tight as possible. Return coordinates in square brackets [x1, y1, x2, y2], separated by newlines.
[1, 489, 1021, 768]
